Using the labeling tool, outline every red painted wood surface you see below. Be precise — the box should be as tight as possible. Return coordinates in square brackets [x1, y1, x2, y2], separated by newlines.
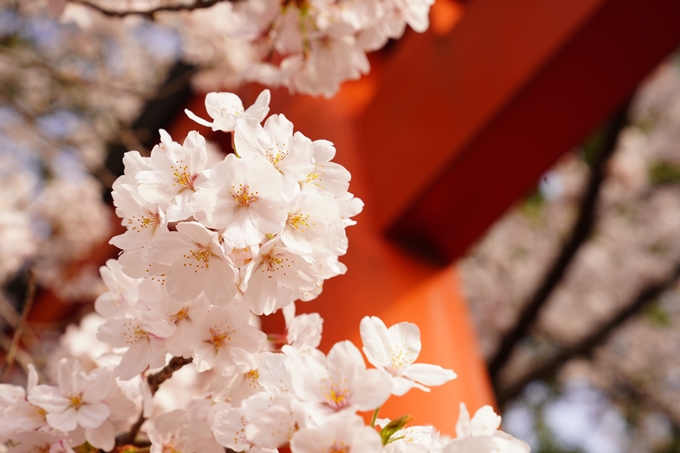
[361, 0, 680, 263]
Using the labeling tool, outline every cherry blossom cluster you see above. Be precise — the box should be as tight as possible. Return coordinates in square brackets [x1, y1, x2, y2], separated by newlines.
[59, 0, 435, 97]
[0, 90, 530, 453]
[186, 0, 435, 97]
[0, 311, 529, 453]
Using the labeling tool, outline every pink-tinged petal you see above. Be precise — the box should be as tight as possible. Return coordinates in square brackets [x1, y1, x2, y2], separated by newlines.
[233, 118, 269, 158]
[155, 409, 187, 435]
[350, 425, 384, 453]
[204, 259, 237, 306]
[469, 405, 502, 437]
[244, 89, 270, 122]
[388, 321, 422, 359]
[223, 208, 264, 248]
[28, 385, 69, 413]
[46, 407, 78, 432]
[245, 405, 295, 448]
[359, 316, 392, 369]
[290, 424, 331, 453]
[57, 358, 85, 396]
[82, 369, 113, 403]
[85, 420, 115, 452]
[166, 259, 205, 303]
[212, 407, 249, 450]
[182, 131, 208, 173]
[263, 114, 294, 144]
[114, 341, 152, 380]
[27, 364, 39, 391]
[147, 232, 194, 265]
[351, 368, 392, 412]
[205, 92, 244, 121]
[390, 376, 427, 397]
[136, 170, 178, 204]
[242, 267, 278, 315]
[455, 402, 472, 438]
[191, 186, 222, 227]
[76, 402, 110, 428]
[402, 363, 457, 387]
[327, 340, 364, 380]
[175, 221, 217, 247]
[184, 108, 213, 128]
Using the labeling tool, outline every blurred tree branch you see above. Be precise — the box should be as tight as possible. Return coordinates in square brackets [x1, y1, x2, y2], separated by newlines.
[497, 259, 680, 406]
[69, 0, 240, 18]
[488, 101, 631, 383]
[0, 270, 37, 382]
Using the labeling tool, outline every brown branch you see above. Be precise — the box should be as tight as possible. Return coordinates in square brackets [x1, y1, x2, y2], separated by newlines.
[69, 0, 240, 18]
[0, 269, 37, 382]
[604, 360, 680, 428]
[496, 259, 680, 406]
[488, 101, 631, 382]
[118, 356, 193, 445]
[0, 331, 33, 375]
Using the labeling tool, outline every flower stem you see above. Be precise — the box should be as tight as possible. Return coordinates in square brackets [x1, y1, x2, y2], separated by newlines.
[370, 406, 380, 427]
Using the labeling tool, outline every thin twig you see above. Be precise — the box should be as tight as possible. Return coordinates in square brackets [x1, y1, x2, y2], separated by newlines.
[118, 356, 193, 445]
[0, 331, 33, 375]
[0, 292, 44, 357]
[0, 269, 38, 382]
[488, 101, 631, 383]
[69, 0, 239, 18]
[497, 259, 680, 405]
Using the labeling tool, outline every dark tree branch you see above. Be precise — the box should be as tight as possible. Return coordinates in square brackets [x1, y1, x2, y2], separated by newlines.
[69, 0, 240, 18]
[147, 356, 193, 394]
[497, 259, 680, 406]
[118, 356, 193, 445]
[488, 101, 631, 383]
[0, 269, 37, 382]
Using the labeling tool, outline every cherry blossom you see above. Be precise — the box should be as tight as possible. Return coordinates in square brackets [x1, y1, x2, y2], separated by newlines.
[185, 89, 271, 132]
[191, 153, 288, 248]
[148, 409, 223, 453]
[290, 412, 383, 453]
[147, 221, 237, 306]
[360, 316, 457, 396]
[443, 403, 530, 453]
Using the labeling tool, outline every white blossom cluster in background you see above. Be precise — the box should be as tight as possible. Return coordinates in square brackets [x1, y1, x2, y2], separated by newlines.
[0, 153, 111, 300]
[0, 91, 530, 453]
[57, 0, 435, 97]
[0, 2, 182, 300]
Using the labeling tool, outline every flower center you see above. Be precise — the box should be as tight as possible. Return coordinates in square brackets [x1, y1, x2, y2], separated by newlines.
[171, 162, 195, 191]
[172, 307, 189, 323]
[305, 164, 325, 189]
[183, 248, 211, 271]
[267, 147, 288, 168]
[287, 213, 312, 232]
[245, 369, 259, 386]
[68, 394, 83, 409]
[323, 380, 350, 411]
[327, 442, 349, 453]
[262, 254, 284, 273]
[388, 344, 416, 375]
[208, 326, 232, 352]
[230, 184, 258, 207]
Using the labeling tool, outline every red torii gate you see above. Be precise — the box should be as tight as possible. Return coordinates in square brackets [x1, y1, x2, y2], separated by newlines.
[29, 0, 680, 435]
